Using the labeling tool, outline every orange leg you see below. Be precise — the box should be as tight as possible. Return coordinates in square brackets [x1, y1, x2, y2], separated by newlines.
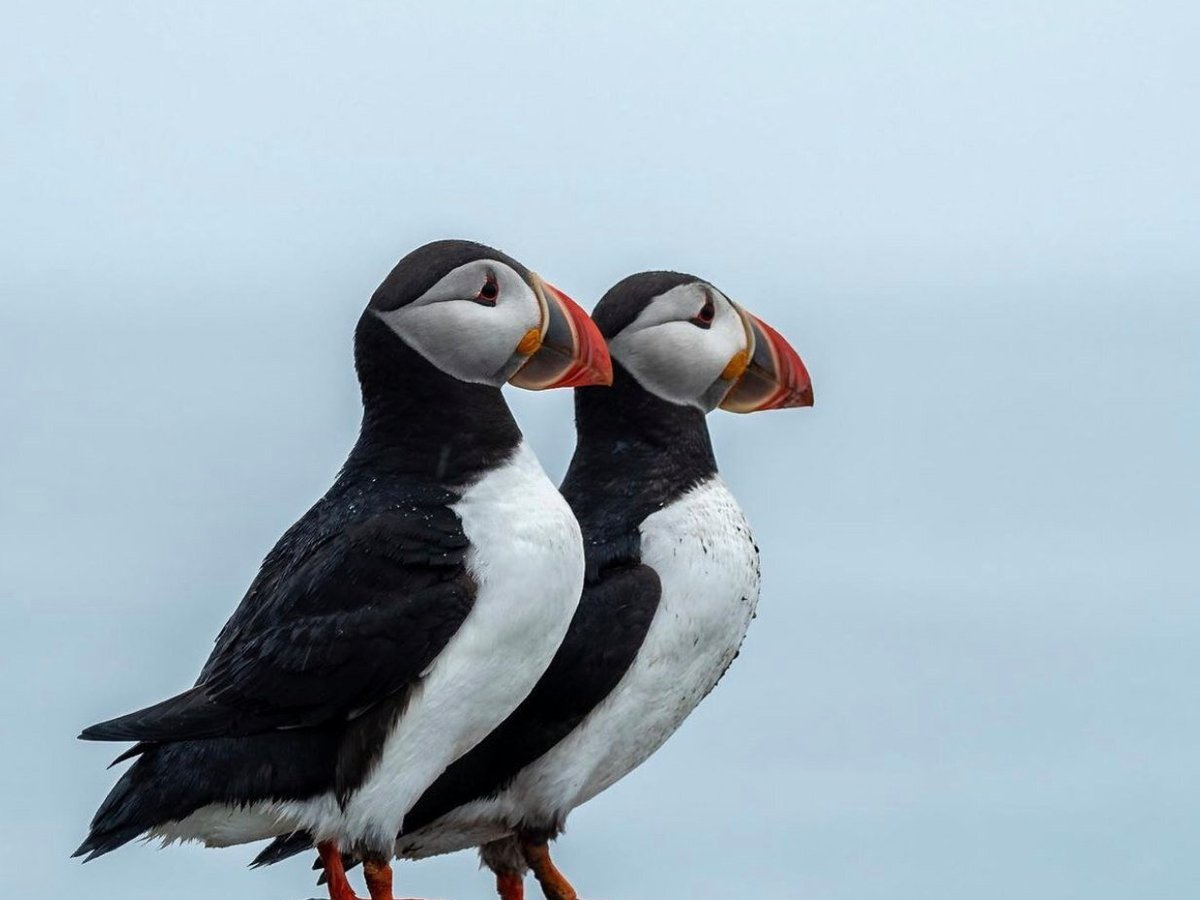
[520, 839, 578, 900]
[363, 856, 395, 900]
[317, 841, 362, 900]
[496, 870, 526, 900]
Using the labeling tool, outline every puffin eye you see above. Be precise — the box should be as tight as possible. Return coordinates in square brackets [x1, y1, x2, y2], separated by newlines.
[475, 274, 499, 306]
[691, 298, 715, 329]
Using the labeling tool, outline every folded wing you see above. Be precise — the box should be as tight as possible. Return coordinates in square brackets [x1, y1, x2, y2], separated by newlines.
[81, 492, 474, 744]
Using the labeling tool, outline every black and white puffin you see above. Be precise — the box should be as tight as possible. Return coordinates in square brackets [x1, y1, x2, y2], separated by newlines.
[74, 239, 613, 900]
[258, 271, 813, 899]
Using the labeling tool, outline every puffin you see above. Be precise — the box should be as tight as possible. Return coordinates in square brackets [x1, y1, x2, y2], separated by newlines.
[257, 271, 813, 899]
[74, 239, 613, 900]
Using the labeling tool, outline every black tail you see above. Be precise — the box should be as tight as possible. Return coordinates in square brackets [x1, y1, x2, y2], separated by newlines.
[74, 749, 169, 861]
[75, 731, 339, 862]
[250, 830, 316, 868]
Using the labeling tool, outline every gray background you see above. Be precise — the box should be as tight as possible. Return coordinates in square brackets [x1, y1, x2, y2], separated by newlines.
[2, 2, 1197, 898]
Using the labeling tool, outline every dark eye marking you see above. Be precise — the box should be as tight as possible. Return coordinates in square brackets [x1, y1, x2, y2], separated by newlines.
[691, 296, 715, 329]
[475, 273, 499, 306]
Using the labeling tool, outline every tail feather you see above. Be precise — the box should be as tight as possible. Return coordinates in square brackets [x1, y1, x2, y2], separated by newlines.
[250, 831, 316, 868]
[249, 831, 364, 878]
[108, 742, 153, 768]
[73, 823, 147, 862]
[74, 755, 158, 861]
[75, 731, 340, 863]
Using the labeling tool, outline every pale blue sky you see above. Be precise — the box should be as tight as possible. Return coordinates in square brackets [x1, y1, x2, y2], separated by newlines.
[2, 2, 1197, 898]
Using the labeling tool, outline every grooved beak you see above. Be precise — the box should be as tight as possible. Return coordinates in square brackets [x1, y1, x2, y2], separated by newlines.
[719, 310, 813, 413]
[509, 276, 613, 390]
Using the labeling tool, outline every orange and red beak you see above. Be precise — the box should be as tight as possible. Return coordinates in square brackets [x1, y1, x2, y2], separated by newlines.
[719, 309, 814, 413]
[508, 276, 613, 390]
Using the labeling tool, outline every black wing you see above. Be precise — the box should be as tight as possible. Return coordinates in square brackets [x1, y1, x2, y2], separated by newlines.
[400, 560, 661, 835]
[80, 491, 474, 743]
[251, 559, 660, 868]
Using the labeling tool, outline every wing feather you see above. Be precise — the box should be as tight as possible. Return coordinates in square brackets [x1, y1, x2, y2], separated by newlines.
[81, 491, 475, 743]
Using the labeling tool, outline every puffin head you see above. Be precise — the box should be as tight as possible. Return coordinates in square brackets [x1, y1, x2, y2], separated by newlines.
[592, 271, 812, 414]
[365, 239, 612, 390]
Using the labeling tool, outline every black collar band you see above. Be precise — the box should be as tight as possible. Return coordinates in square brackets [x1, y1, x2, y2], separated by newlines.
[562, 363, 717, 577]
[346, 313, 522, 485]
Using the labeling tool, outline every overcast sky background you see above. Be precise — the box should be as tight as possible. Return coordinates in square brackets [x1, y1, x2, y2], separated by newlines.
[2, 2, 1197, 898]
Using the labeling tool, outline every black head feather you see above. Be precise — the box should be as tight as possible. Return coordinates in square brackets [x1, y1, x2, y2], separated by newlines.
[590, 270, 702, 339]
[368, 239, 531, 312]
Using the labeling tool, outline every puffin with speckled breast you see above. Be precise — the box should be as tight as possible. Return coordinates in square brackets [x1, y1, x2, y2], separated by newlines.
[74, 239, 613, 900]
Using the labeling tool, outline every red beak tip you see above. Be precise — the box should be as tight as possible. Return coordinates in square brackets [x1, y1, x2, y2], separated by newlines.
[741, 313, 813, 412]
[532, 279, 613, 389]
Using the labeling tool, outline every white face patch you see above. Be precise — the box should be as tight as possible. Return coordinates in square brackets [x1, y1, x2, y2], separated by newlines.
[607, 282, 748, 410]
[375, 261, 542, 385]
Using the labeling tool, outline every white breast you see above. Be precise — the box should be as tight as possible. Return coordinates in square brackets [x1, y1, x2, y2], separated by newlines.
[151, 442, 584, 852]
[397, 476, 760, 859]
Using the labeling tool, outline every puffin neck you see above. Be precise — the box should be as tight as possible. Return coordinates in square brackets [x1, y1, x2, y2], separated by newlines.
[563, 362, 717, 523]
[346, 312, 522, 485]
